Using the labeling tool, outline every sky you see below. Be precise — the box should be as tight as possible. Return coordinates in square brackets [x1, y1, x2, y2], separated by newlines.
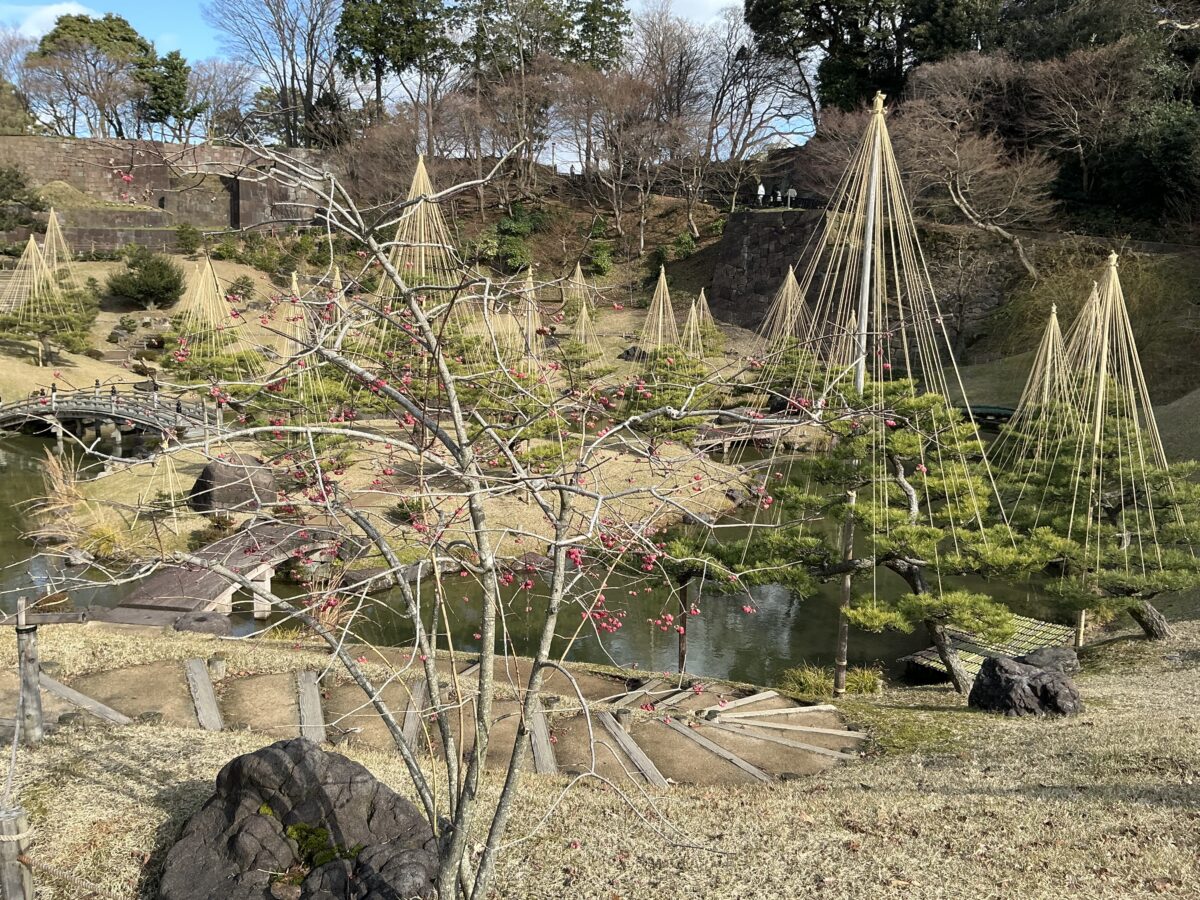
[1, 0, 730, 60]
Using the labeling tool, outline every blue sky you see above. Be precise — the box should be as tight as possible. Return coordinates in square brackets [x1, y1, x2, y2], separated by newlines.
[2, 0, 730, 60]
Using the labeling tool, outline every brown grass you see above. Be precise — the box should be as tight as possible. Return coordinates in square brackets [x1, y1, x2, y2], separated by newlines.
[8, 605, 1200, 899]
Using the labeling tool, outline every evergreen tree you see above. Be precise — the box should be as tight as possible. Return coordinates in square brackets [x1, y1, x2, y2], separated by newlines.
[570, 0, 630, 71]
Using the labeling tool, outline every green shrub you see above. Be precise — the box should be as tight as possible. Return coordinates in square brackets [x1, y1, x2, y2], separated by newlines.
[589, 240, 613, 276]
[778, 663, 834, 698]
[845, 665, 884, 695]
[673, 231, 697, 259]
[707, 217, 726, 237]
[209, 237, 241, 261]
[174, 223, 203, 254]
[106, 248, 186, 309]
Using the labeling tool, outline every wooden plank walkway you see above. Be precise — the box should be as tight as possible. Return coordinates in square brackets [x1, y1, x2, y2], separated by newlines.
[709, 722, 858, 761]
[115, 522, 343, 616]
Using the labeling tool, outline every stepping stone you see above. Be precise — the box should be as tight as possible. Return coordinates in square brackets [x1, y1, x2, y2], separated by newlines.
[69, 661, 196, 728]
[219, 673, 300, 738]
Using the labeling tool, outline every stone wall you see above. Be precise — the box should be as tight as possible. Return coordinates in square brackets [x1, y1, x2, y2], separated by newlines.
[0, 136, 334, 248]
[707, 209, 822, 329]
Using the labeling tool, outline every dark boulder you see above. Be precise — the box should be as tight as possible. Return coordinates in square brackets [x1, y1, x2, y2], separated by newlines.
[968, 655, 1083, 717]
[174, 611, 233, 636]
[189, 452, 277, 514]
[1015, 646, 1080, 676]
[617, 345, 648, 363]
[158, 738, 437, 900]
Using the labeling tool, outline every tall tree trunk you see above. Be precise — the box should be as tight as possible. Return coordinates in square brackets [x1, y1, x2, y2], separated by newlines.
[1128, 600, 1173, 640]
[375, 60, 384, 126]
[925, 618, 973, 694]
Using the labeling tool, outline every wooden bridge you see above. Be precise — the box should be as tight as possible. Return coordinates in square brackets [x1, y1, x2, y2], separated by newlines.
[99, 521, 351, 628]
[0, 388, 212, 439]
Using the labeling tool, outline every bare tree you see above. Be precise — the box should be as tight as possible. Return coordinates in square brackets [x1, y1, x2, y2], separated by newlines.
[1023, 41, 1149, 198]
[202, 0, 342, 147]
[184, 58, 256, 140]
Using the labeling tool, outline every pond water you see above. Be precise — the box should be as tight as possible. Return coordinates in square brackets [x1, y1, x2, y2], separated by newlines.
[0, 434, 1063, 686]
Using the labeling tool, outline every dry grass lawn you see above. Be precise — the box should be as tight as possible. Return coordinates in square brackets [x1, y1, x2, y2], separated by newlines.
[4, 605, 1198, 899]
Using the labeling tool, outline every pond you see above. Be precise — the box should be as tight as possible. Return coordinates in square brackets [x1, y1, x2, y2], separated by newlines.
[0, 434, 1062, 687]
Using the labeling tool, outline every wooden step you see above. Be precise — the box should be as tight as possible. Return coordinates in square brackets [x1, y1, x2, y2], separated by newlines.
[528, 701, 558, 776]
[184, 658, 223, 731]
[716, 718, 867, 740]
[597, 712, 668, 788]
[401, 678, 430, 748]
[296, 671, 325, 743]
[709, 721, 859, 761]
[38, 674, 131, 726]
[659, 719, 771, 783]
[700, 689, 778, 713]
[719, 703, 838, 720]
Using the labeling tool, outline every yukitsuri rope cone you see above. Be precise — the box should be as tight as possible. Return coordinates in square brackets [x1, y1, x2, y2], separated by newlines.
[755, 265, 806, 352]
[269, 272, 328, 413]
[572, 300, 605, 359]
[517, 270, 546, 371]
[564, 261, 593, 312]
[681, 297, 706, 358]
[639, 266, 679, 352]
[131, 438, 190, 528]
[176, 258, 263, 378]
[1062, 254, 1182, 574]
[0, 237, 55, 314]
[41, 209, 80, 294]
[989, 303, 1081, 524]
[375, 156, 469, 355]
[735, 92, 1010, 670]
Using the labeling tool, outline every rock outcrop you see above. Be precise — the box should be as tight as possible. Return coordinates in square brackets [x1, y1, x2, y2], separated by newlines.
[968, 653, 1083, 717]
[188, 452, 276, 514]
[158, 738, 438, 900]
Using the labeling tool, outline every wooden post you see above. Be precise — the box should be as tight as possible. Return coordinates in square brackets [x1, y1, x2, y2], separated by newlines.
[1075, 609, 1087, 650]
[15, 599, 43, 747]
[0, 807, 32, 899]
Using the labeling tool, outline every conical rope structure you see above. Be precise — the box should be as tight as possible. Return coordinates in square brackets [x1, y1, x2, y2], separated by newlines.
[374, 156, 467, 354]
[639, 266, 679, 352]
[268, 272, 329, 415]
[681, 297, 706, 358]
[175, 258, 263, 379]
[1062, 254, 1182, 579]
[736, 92, 1010, 664]
[517, 270, 546, 370]
[989, 304, 1082, 525]
[131, 437, 190, 528]
[41, 209, 80, 295]
[572, 300, 604, 359]
[0, 237, 56, 314]
[755, 265, 806, 353]
[564, 261, 593, 313]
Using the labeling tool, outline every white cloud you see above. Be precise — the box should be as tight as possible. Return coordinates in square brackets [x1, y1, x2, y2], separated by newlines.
[0, 2, 99, 38]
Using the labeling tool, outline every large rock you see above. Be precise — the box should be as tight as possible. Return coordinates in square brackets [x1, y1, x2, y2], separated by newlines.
[173, 610, 232, 636]
[1015, 646, 1080, 676]
[158, 738, 438, 900]
[189, 451, 276, 514]
[968, 654, 1083, 717]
